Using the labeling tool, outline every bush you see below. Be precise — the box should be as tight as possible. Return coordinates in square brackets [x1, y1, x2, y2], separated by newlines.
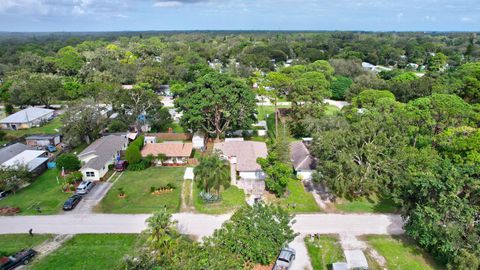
[65, 171, 83, 184]
[125, 136, 145, 165]
[108, 119, 128, 132]
[330, 76, 353, 100]
[56, 153, 81, 171]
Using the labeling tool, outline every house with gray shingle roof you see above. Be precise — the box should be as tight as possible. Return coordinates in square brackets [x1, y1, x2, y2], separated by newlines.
[78, 135, 128, 181]
[0, 107, 54, 130]
[290, 141, 317, 180]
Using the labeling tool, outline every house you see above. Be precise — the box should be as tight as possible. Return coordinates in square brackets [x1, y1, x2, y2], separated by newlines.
[214, 139, 268, 180]
[0, 107, 54, 130]
[0, 143, 48, 175]
[141, 142, 193, 166]
[78, 135, 128, 181]
[290, 141, 317, 180]
[25, 134, 61, 147]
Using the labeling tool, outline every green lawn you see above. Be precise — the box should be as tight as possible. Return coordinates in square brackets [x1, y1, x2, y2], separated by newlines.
[366, 236, 443, 270]
[31, 234, 137, 270]
[271, 179, 321, 213]
[4, 117, 63, 140]
[193, 184, 246, 215]
[97, 167, 183, 214]
[335, 197, 398, 213]
[256, 105, 291, 121]
[305, 235, 345, 270]
[0, 235, 52, 257]
[166, 122, 185, 133]
[0, 169, 70, 215]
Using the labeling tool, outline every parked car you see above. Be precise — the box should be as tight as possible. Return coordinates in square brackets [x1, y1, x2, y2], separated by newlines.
[272, 247, 296, 270]
[46, 145, 57, 153]
[76, 181, 94, 195]
[114, 160, 128, 172]
[62, 195, 82, 211]
[0, 190, 8, 200]
[0, 249, 37, 270]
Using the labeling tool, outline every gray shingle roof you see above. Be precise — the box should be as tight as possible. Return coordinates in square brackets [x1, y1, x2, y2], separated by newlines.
[290, 141, 316, 171]
[0, 107, 54, 124]
[0, 143, 33, 164]
[214, 141, 267, 172]
[78, 135, 127, 171]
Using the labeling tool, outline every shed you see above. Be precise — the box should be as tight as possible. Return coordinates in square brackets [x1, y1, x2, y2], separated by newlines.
[192, 131, 205, 150]
[184, 167, 194, 180]
[26, 134, 61, 147]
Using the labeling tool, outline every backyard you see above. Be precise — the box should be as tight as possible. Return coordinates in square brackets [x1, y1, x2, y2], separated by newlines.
[4, 116, 63, 141]
[0, 234, 52, 256]
[0, 168, 70, 215]
[193, 184, 246, 215]
[305, 235, 345, 270]
[366, 235, 443, 270]
[31, 234, 137, 270]
[97, 167, 183, 214]
[268, 179, 320, 213]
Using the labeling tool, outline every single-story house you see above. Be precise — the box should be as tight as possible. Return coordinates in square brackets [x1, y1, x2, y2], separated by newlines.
[0, 143, 48, 175]
[290, 141, 317, 180]
[214, 139, 268, 180]
[26, 134, 61, 147]
[78, 135, 128, 181]
[141, 142, 193, 166]
[0, 107, 54, 130]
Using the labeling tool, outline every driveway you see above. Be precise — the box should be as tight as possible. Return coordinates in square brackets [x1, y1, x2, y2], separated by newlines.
[64, 182, 113, 215]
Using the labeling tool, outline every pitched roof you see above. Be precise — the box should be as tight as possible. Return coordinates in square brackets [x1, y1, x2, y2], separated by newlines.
[290, 141, 316, 171]
[1, 150, 47, 171]
[26, 134, 60, 140]
[214, 141, 268, 172]
[141, 142, 193, 158]
[0, 107, 54, 124]
[78, 135, 127, 171]
[0, 143, 32, 164]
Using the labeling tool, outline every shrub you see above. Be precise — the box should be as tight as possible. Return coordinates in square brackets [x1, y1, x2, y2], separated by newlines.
[69, 185, 76, 192]
[65, 171, 83, 184]
[125, 136, 145, 164]
[118, 187, 125, 196]
[108, 119, 128, 132]
[56, 153, 81, 171]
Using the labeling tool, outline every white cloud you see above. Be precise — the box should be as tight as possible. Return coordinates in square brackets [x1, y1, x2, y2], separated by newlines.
[154, 1, 183, 7]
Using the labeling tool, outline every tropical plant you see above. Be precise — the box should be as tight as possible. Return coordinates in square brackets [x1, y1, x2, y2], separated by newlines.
[194, 153, 230, 195]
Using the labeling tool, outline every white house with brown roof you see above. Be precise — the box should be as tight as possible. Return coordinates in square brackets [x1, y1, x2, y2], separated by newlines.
[141, 142, 193, 166]
[290, 141, 317, 180]
[78, 135, 128, 181]
[214, 139, 268, 180]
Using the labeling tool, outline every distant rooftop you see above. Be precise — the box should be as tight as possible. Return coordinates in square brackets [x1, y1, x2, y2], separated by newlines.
[0, 107, 54, 124]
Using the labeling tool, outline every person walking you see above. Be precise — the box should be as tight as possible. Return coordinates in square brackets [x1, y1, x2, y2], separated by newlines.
[29, 228, 33, 237]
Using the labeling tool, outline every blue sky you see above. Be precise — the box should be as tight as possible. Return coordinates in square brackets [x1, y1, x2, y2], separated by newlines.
[0, 0, 479, 32]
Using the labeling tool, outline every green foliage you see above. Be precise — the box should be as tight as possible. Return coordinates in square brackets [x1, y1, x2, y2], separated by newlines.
[194, 153, 230, 195]
[330, 76, 353, 100]
[0, 165, 32, 193]
[175, 71, 256, 139]
[108, 119, 129, 133]
[55, 46, 84, 76]
[62, 101, 106, 147]
[65, 171, 83, 184]
[56, 153, 81, 171]
[209, 203, 297, 265]
[125, 136, 144, 165]
[257, 153, 294, 197]
[354, 89, 395, 108]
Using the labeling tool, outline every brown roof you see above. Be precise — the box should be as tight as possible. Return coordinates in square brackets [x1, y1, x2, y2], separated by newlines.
[214, 141, 268, 172]
[141, 142, 193, 158]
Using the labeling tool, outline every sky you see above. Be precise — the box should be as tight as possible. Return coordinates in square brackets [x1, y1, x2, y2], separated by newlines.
[0, 0, 479, 32]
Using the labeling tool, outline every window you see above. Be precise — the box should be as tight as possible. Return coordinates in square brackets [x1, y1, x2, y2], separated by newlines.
[86, 172, 95, 177]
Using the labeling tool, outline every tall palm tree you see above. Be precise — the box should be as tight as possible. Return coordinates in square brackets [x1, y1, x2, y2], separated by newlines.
[194, 153, 230, 195]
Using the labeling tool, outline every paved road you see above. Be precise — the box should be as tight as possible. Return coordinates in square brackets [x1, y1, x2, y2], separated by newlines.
[0, 213, 403, 236]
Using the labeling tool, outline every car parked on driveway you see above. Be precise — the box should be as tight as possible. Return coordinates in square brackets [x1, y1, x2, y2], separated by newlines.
[63, 195, 82, 211]
[0, 249, 37, 270]
[114, 160, 128, 172]
[272, 247, 296, 270]
[76, 181, 94, 195]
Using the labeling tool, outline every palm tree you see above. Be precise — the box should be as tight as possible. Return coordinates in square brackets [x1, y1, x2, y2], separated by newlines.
[194, 153, 230, 195]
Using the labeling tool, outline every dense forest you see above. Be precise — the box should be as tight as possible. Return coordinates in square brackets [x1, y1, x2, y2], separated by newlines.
[0, 31, 479, 269]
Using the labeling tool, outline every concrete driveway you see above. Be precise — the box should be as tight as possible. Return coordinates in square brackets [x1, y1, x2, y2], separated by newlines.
[64, 182, 113, 215]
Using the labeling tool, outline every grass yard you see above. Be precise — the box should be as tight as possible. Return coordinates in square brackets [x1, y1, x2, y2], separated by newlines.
[269, 179, 320, 213]
[193, 184, 246, 215]
[335, 196, 398, 214]
[4, 117, 63, 140]
[31, 234, 137, 270]
[166, 122, 185, 133]
[325, 105, 341, 115]
[0, 235, 52, 257]
[0, 169, 70, 215]
[256, 105, 291, 121]
[305, 235, 345, 270]
[366, 235, 443, 270]
[97, 167, 183, 214]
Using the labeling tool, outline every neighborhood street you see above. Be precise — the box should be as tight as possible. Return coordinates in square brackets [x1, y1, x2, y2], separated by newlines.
[0, 212, 403, 237]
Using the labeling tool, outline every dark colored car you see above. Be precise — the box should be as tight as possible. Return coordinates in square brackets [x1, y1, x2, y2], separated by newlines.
[0, 249, 37, 270]
[114, 160, 128, 172]
[62, 195, 82, 211]
[272, 247, 296, 270]
[0, 190, 8, 200]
